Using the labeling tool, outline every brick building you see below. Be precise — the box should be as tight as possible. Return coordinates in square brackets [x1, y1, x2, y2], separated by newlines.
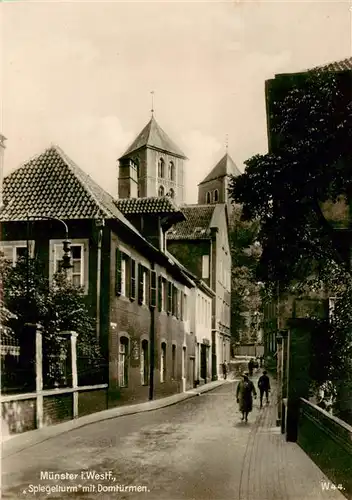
[0, 145, 203, 408]
[167, 203, 231, 379]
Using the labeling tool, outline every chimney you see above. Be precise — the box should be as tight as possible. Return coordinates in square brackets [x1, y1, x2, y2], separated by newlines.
[0, 134, 6, 208]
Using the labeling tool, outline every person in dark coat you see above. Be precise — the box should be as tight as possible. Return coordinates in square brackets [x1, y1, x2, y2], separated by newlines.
[236, 372, 257, 422]
[222, 361, 228, 380]
[258, 370, 271, 408]
[248, 358, 255, 376]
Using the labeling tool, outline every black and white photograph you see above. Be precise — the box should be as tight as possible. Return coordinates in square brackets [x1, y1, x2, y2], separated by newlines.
[0, 0, 351, 499]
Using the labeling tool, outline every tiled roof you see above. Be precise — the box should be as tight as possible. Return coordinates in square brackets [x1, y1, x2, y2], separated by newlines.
[119, 116, 187, 159]
[312, 57, 352, 72]
[115, 196, 185, 221]
[0, 145, 136, 227]
[198, 153, 241, 186]
[167, 205, 215, 240]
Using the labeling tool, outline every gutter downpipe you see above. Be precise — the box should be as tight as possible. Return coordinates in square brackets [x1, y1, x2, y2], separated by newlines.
[149, 261, 156, 401]
[96, 219, 105, 341]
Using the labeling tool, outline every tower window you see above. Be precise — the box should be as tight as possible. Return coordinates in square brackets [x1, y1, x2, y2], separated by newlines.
[158, 185, 165, 197]
[169, 161, 175, 181]
[213, 189, 219, 202]
[169, 188, 175, 199]
[206, 192, 211, 204]
[158, 158, 165, 178]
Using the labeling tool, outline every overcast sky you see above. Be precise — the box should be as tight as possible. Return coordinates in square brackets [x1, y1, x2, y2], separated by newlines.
[1, 0, 350, 203]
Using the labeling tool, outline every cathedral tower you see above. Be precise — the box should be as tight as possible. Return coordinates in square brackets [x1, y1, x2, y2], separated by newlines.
[118, 116, 187, 204]
[198, 152, 241, 206]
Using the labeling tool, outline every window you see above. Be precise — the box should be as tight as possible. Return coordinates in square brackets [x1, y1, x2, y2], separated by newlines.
[142, 270, 148, 304]
[50, 239, 88, 292]
[206, 192, 211, 204]
[150, 270, 157, 308]
[160, 342, 166, 383]
[134, 158, 140, 178]
[169, 188, 175, 199]
[169, 161, 175, 181]
[0, 241, 34, 265]
[119, 337, 129, 387]
[141, 339, 149, 385]
[158, 185, 165, 197]
[138, 264, 149, 305]
[116, 249, 129, 297]
[158, 158, 165, 178]
[213, 189, 219, 202]
[202, 255, 209, 279]
[172, 344, 176, 379]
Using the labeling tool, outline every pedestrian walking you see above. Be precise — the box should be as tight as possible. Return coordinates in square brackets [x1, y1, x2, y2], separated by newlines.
[222, 361, 228, 380]
[236, 372, 257, 422]
[258, 370, 271, 408]
[248, 358, 254, 376]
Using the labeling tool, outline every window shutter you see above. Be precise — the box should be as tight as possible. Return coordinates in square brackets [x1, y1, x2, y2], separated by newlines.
[130, 259, 136, 300]
[171, 284, 176, 317]
[167, 281, 172, 314]
[115, 248, 122, 295]
[145, 269, 150, 306]
[180, 293, 184, 321]
[138, 263, 144, 304]
[150, 270, 157, 308]
[175, 288, 180, 319]
[158, 276, 162, 311]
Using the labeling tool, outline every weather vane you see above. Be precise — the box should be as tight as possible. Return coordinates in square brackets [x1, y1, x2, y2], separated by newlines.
[225, 134, 229, 152]
[151, 91, 155, 117]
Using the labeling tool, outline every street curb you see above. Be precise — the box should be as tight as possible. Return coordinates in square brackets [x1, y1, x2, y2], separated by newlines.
[2, 380, 233, 459]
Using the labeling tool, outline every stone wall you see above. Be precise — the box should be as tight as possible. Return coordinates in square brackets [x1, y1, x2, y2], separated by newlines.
[298, 398, 352, 499]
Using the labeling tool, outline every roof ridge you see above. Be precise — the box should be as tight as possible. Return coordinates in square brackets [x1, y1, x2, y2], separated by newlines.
[51, 144, 114, 219]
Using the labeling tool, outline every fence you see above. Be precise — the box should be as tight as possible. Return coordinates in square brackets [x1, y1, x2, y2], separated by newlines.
[0, 323, 36, 394]
[1, 326, 108, 438]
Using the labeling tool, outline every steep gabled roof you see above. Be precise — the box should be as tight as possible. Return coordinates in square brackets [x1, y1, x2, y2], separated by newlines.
[198, 153, 241, 186]
[0, 145, 136, 232]
[167, 205, 216, 240]
[115, 196, 185, 223]
[311, 56, 352, 72]
[119, 116, 187, 160]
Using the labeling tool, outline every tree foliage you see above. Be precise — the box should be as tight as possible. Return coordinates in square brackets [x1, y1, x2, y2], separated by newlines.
[228, 69, 352, 419]
[1, 255, 104, 386]
[229, 205, 262, 343]
[229, 70, 352, 290]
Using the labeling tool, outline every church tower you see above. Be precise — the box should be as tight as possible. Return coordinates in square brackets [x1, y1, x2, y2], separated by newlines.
[118, 116, 187, 204]
[197, 152, 241, 206]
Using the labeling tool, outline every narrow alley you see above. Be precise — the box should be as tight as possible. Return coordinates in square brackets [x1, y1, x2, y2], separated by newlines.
[2, 379, 345, 500]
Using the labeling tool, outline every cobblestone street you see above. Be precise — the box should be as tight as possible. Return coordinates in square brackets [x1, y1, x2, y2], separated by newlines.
[2, 380, 346, 500]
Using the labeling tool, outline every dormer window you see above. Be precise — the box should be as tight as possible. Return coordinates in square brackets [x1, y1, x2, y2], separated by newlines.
[158, 158, 165, 178]
[206, 192, 211, 204]
[169, 161, 175, 181]
[213, 189, 219, 202]
[158, 185, 165, 197]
